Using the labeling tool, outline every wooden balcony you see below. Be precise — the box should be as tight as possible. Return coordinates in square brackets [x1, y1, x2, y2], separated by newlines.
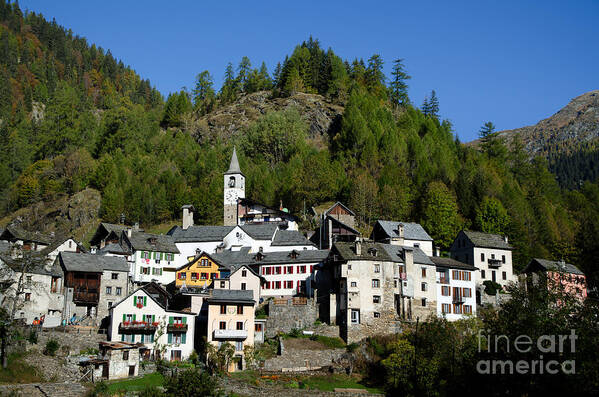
[73, 291, 99, 304]
[488, 259, 502, 268]
[453, 294, 464, 304]
[167, 323, 188, 332]
[213, 329, 247, 340]
[119, 322, 158, 333]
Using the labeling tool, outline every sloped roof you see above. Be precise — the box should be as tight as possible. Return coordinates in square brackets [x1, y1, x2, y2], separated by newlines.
[98, 243, 130, 255]
[224, 146, 244, 175]
[0, 240, 10, 254]
[271, 230, 314, 247]
[325, 202, 355, 216]
[1, 225, 53, 245]
[527, 258, 584, 276]
[207, 289, 254, 304]
[238, 198, 299, 222]
[167, 225, 234, 243]
[58, 252, 129, 273]
[327, 215, 360, 235]
[2, 254, 63, 277]
[374, 221, 433, 241]
[239, 224, 278, 240]
[111, 282, 189, 314]
[124, 232, 179, 253]
[380, 244, 435, 265]
[40, 237, 86, 256]
[212, 248, 328, 268]
[462, 230, 512, 250]
[430, 256, 477, 271]
[333, 242, 434, 265]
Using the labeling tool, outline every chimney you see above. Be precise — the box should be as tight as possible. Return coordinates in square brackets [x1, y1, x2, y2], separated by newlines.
[182, 205, 195, 230]
[279, 200, 284, 211]
[134, 222, 139, 231]
[127, 227, 132, 238]
[504, 235, 508, 243]
[397, 223, 405, 245]
[404, 247, 414, 270]
[355, 239, 362, 256]
[435, 246, 440, 257]
[91, 247, 97, 254]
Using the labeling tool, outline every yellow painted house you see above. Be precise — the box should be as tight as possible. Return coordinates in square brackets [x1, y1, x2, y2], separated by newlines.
[176, 252, 223, 288]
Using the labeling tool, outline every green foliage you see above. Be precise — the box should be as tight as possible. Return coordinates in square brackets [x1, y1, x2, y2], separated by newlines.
[164, 369, 221, 397]
[482, 280, 502, 295]
[475, 197, 510, 234]
[389, 58, 411, 106]
[421, 181, 462, 249]
[44, 339, 59, 356]
[27, 330, 37, 344]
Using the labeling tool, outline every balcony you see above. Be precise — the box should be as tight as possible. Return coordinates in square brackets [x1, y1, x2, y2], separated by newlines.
[453, 294, 464, 304]
[488, 259, 502, 268]
[119, 322, 158, 332]
[167, 323, 189, 332]
[73, 291, 99, 304]
[438, 277, 449, 285]
[213, 329, 248, 340]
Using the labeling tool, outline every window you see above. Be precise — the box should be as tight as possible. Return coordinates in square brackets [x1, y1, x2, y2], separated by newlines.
[441, 286, 450, 296]
[421, 298, 427, 307]
[492, 271, 496, 282]
[414, 243, 420, 248]
[463, 288, 472, 298]
[219, 321, 226, 330]
[351, 309, 360, 324]
[237, 305, 243, 315]
[351, 281, 357, 288]
[286, 266, 294, 274]
[481, 270, 486, 279]
[464, 305, 472, 314]
[179, 272, 186, 280]
[236, 321, 243, 330]
[108, 301, 113, 309]
[502, 255, 506, 264]
[283, 281, 291, 288]
[220, 281, 226, 288]
[453, 304, 462, 314]
[106, 286, 112, 295]
[464, 272, 471, 281]
[166, 253, 173, 262]
[394, 280, 397, 288]
[491, 254, 495, 260]
[235, 341, 243, 351]
[141, 267, 150, 275]
[220, 305, 226, 314]
[275, 281, 281, 289]
[372, 279, 380, 288]
[242, 270, 247, 277]
[442, 303, 451, 314]
[298, 266, 306, 274]
[374, 312, 380, 318]
[421, 267, 427, 277]
[201, 273, 208, 280]
[123, 351, 129, 360]
[172, 333, 182, 344]
[241, 282, 246, 290]
[373, 295, 381, 303]
[210, 273, 218, 279]
[255, 323, 263, 332]
[116, 287, 122, 296]
[275, 266, 282, 275]
[201, 258, 209, 267]
[51, 277, 59, 293]
[69, 241, 72, 248]
[26, 275, 32, 283]
[152, 267, 163, 276]
[111, 273, 118, 280]
[502, 271, 507, 280]
[374, 264, 380, 273]
[481, 253, 485, 262]
[265, 267, 271, 275]
[421, 282, 427, 292]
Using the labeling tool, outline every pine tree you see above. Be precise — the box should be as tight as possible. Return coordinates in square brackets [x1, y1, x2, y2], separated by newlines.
[389, 58, 411, 107]
[429, 90, 439, 117]
[272, 62, 282, 87]
[193, 70, 215, 115]
[421, 95, 431, 116]
[238, 56, 251, 92]
[366, 54, 385, 87]
[479, 121, 496, 139]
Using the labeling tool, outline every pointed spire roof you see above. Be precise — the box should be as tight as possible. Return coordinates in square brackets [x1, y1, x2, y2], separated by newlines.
[224, 146, 244, 175]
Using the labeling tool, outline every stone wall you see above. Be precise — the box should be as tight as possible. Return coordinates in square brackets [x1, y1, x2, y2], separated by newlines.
[265, 298, 318, 338]
[36, 327, 107, 355]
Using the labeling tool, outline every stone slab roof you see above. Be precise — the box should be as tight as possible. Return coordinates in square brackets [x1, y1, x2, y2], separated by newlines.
[380, 244, 435, 265]
[207, 288, 254, 304]
[430, 256, 478, 271]
[125, 232, 179, 253]
[58, 252, 129, 273]
[98, 242, 130, 255]
[239, 224, 279, 240]
[271, 230, 313, 246]
[213, 249, 329, 267]
[1, 225, 53, 245]
[462, 230, 512, 250]
[527, 258, 584, 276]
[374, 220, 433, 241]
[167, 225, 235, 243]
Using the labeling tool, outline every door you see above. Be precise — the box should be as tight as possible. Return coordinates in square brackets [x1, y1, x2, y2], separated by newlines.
[492, 271, 496, 282]
[128, 365, 136, 376]
[102, 364, 109, 379]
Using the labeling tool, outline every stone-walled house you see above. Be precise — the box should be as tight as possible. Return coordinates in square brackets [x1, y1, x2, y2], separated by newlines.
[449, 230, 516, 304]
[430, 256, 477, 320]
[310, 202, 360, 250]
[206, 289, 255, 372]
[523, 258, 587, 301]
[82, 341, 140, 381]
[0, 225, 53, 254]
[109, 282, 195, 361]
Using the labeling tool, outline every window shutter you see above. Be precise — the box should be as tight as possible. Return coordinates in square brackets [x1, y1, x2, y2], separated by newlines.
[182, 317, 186, 324]
[133, 314, 136, 321]
[133, 297, 137, 307]
[284, 267, 286, 274]
[121, 334, 124, 341]
[122, 314, 126, 322]
[143, 296, 147, 306]
[167, 333, 172, 344]
[169, 316, 173, 324]
[151, 334, 154, 343]
[152, 315, 155, 322]
[182, 333, 186, 344]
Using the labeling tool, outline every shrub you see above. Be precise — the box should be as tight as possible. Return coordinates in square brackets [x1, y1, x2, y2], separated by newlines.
[164, 369, 220, 396]
[188, 349, 200, 365]
[44, 339, 60, 356]
[138, 386, 163, 397]
[288, 328, 302, 338]
[27, 330, 38, 344]
[313, 319, 322, 326]
[85, 381, 108, 397]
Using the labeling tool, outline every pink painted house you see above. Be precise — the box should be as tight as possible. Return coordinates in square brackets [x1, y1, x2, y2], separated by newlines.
[524, 258, 587, 301]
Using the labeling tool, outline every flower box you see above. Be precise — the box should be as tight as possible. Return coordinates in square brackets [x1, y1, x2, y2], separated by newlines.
[152, 322, 159, 326]
[136, 303, 144, 308]
[123, 321, 130, 326]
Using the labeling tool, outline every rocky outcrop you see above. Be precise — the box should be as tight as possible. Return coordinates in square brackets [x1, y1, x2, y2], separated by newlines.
[190, 91, 344, 145]
[470, 90, 599, 158]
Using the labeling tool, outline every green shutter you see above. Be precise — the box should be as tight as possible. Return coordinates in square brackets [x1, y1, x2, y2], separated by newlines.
[133, 314, 136, 321]
[169, 316, 173, 324]
[151, 334, 154, 343]
[143, 296, 147, 306]
[167, 333, 172, 344]
[122, 314, 126, 323]
[121, 334, 124, 341]
[152, 315, 155, 322]
[160, 252, 163, 260]
[182, 317, 186, 324]
[182, 333, 186, 344]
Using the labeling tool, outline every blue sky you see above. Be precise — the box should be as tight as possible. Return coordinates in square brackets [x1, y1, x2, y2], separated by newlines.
[19, 0, 599, 141]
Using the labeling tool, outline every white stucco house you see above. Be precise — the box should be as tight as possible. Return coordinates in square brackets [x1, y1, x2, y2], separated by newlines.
[430, 256, 477, 320]
[121, 231, 180, 286]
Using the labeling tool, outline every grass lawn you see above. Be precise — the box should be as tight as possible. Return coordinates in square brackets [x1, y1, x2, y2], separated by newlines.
[0, 353, 44, 384]
[105, 372, 164, 393]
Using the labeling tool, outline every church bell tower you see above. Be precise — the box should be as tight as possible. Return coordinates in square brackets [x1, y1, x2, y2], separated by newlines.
[223, 147, 245, 226]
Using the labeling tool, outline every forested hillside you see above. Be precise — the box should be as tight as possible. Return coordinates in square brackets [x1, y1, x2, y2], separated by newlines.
[0, 1, 598, 287]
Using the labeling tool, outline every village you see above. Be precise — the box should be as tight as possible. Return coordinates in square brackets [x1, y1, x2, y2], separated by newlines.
[0, 148, 589, 388]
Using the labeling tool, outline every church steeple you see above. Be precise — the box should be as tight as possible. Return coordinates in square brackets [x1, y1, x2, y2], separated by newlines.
[225, 146, 243, 175]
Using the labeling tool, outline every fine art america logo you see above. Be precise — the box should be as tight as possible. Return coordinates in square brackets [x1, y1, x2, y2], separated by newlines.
[477, 330, 577, 375]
